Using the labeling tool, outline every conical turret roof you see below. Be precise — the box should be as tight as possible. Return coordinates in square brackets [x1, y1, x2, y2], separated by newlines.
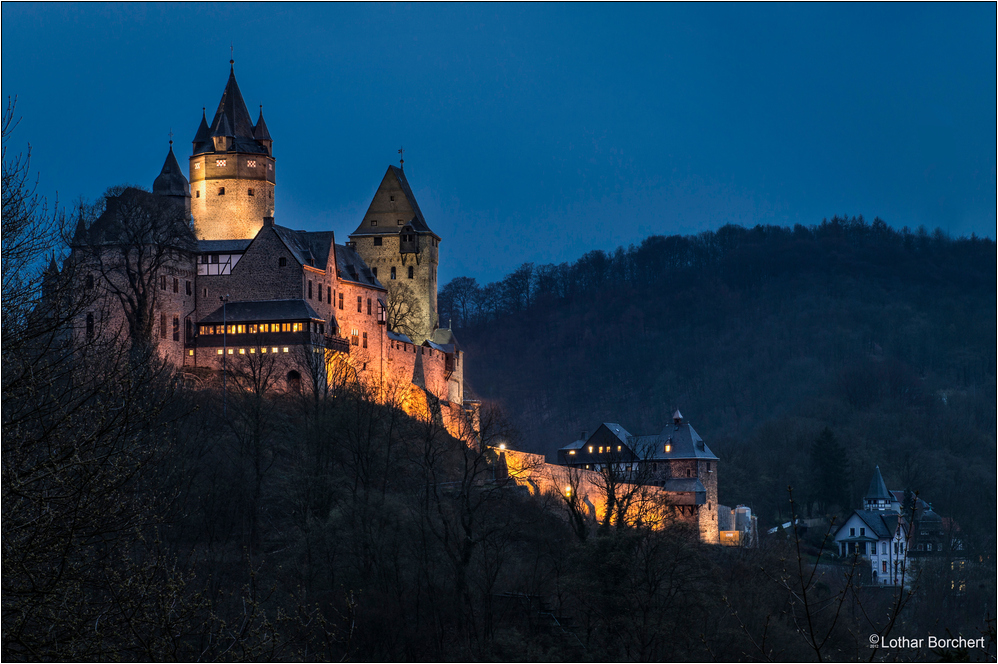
[192, 108, 210, 148]
[865, 466, 891, 502]
[253, 106, 272, 141]
[153, 143, 190, 197]
[193, 64, 270, 156]
[210, 64, 255, 139]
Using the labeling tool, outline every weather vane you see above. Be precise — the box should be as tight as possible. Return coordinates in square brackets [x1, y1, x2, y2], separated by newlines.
[230, 43, 234, 65]
[398, 146, 404, 170]
[168, 128, 173, 145]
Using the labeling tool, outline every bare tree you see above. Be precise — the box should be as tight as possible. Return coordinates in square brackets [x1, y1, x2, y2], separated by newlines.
[73, 185, 196, 357]
[384, 280, 423, 341]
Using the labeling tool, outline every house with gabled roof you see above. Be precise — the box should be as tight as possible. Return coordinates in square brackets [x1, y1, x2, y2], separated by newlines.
[833, 465, 960, 586]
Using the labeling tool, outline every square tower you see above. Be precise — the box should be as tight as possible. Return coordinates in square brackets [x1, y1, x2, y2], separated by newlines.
[349, 166, 440, 344]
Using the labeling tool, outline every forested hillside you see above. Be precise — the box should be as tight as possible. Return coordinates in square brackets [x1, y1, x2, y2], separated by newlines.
[442, 217, 996, 544]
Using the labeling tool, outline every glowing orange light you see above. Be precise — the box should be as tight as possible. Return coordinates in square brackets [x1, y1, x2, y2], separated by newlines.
[499, 443, 506, 450]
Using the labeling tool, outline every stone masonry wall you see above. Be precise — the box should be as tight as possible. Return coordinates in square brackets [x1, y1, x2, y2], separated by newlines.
[190, 153, 276, 240]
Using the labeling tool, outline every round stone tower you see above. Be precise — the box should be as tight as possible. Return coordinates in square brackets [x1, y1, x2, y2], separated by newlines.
[189, 62, 275, 240]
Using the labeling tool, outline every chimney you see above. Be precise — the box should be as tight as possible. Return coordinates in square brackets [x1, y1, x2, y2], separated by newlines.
[580, 430, 588, 441]
[263, 216, 274, 227]
[672, 409, 683, 425]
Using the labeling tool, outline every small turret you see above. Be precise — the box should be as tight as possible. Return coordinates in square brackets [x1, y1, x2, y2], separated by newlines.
[211, 112, 234, 152]
[153, 141, 191, 215]
[192, 108, 210, 153]
[864, 465, 892, 510]
[254, 105, 272, 156]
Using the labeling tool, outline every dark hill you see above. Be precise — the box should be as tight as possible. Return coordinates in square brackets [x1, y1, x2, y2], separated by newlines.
[441, 217, 996, 542]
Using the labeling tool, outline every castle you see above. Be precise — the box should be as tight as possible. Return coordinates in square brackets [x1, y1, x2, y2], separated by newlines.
[71, 63, 471, 426]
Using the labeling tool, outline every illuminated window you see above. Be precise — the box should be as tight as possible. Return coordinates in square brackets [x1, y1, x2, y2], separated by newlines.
[249, 348, 255, 353]
[217, 349, 223, 355]
[249, 324, 258, 334]
[617, 445, 622, 452]
[236, 325, 245, 334]
[227, 348, 234, 355]
[568, 450, 575, 455]
[247, 160, 256, 168]
[239, 348, 246, 354]
[188, 350, 194, 356]
[194, 162, 200, 170]
[261, 347, 268, 353]
[292, 323, 304, 332]
[598, 446, 603, 454]
[272, 347, 278, 353]
[282, 347, 289, 353]
[216, 159, 226, 167]
[588, 446, 593, 453]
[664, 444, 671, 453]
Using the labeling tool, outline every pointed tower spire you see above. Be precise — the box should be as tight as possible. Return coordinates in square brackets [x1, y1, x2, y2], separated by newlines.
[192, 107, 210, 151]
[153, 141, 190, 198]
[72, 213, 88, 246]
[864, 465, 891, 510]
[254, 105, 273, 156]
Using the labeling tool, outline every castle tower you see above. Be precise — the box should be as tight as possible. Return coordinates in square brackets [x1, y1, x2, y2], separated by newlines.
[189, 62, 275, 240]
[349, 166, 441, 344]
[152, 140, 191, 216]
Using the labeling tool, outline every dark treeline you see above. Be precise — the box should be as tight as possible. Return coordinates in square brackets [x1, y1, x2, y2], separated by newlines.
[442, 217, 996, 550]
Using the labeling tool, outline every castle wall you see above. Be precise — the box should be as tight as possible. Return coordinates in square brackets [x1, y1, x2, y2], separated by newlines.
[189, 153, 276, 240]
[351, 232, 439, 344]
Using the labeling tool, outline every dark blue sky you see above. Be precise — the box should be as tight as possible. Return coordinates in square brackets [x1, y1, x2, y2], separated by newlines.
[3, 3, 994, 283]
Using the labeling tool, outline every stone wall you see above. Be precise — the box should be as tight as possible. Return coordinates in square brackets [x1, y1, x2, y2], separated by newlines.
[189, 153, 276, 240]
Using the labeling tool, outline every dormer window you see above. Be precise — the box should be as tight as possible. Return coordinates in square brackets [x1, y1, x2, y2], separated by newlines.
[397, 219, 403, 225]
[371, 220, 378, 227]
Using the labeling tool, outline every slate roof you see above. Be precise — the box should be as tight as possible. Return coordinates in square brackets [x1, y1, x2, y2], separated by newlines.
[193, 65, 268, 156]
[334, 243, 383, 288]
[630, 422, 718, 461]
[200, 299, 322, 324]
[865, 466, 891, 502]
[152, 144, 190, 197]
[662, 478, 706, 494]
[387, 330, 414, 344]
[75, 187, 197, 251]
[192, 109, 211, 150]
[253, 107, 272, 141]
[429, 326, 460, 352]
[198, 239, 253, 253]
[351, 166, 437, 237]
[391, 166, 433, 234]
